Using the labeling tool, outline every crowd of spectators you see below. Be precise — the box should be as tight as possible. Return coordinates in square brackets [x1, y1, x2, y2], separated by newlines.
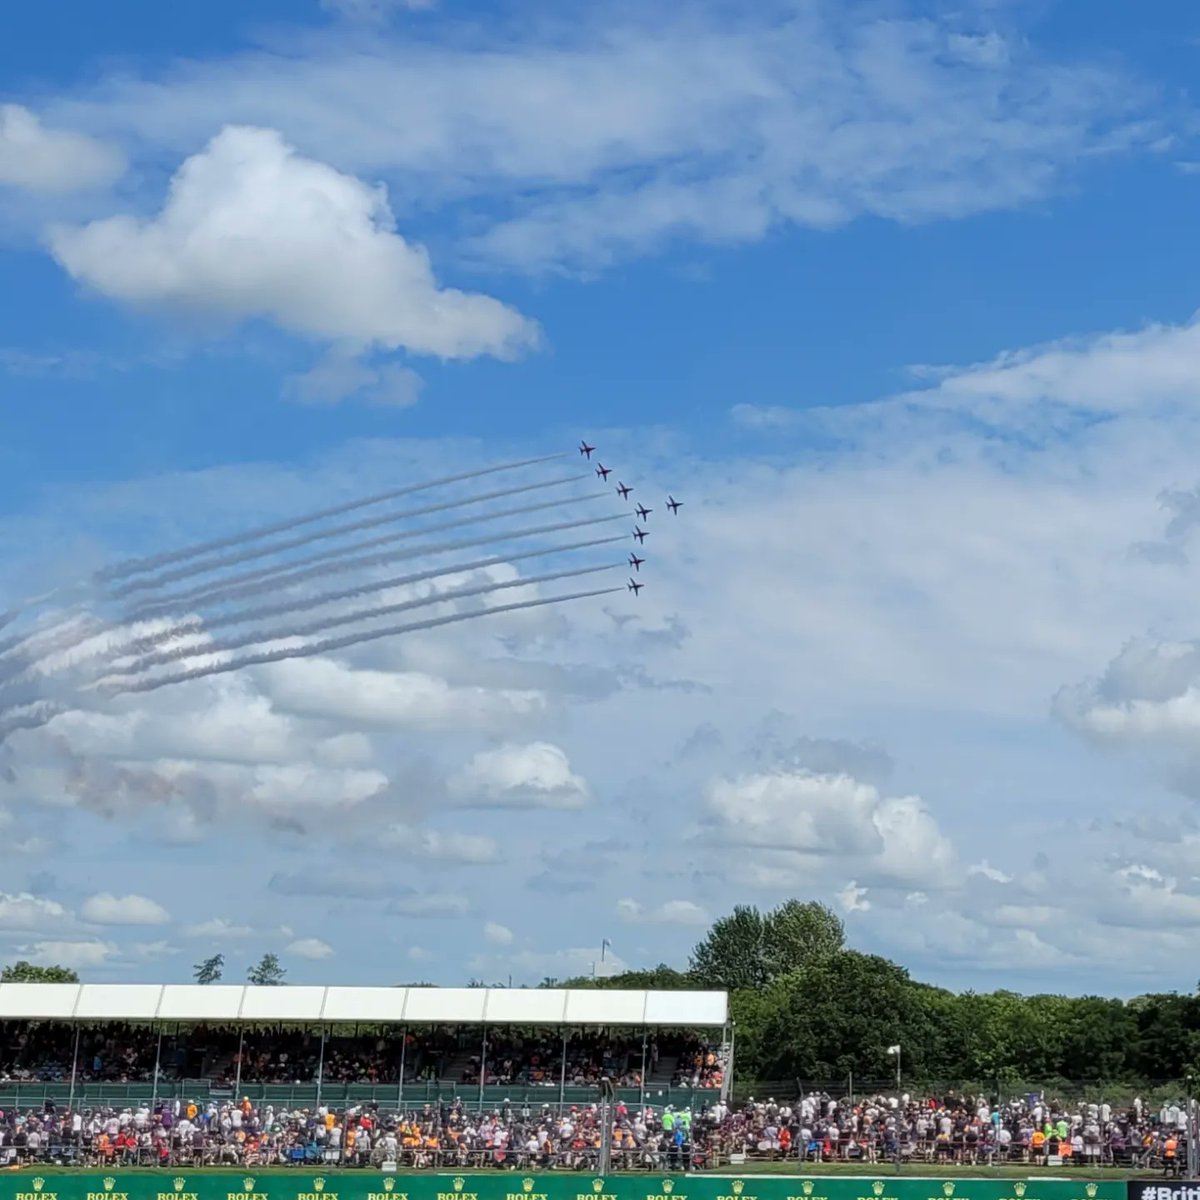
[0, 1089, 1194, 1172]
[0, 1025, 721, 1091]
[719, 1091, 1194, 1171]
[0, 1096, 717, 1170]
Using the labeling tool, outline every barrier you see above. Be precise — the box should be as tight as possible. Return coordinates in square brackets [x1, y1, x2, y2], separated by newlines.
[0, 1176, 1128, 1200]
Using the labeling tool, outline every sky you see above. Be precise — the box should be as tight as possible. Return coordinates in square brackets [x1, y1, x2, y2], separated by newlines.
[3, 0, 1200, 998]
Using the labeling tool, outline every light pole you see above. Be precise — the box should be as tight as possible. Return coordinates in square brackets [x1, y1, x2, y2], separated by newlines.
[887, 1045, 901, 1093]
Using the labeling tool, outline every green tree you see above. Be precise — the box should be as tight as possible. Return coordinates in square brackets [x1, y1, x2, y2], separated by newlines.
[246, 953, 286, 985]
[762, 899, 845, 977]
[193, 953, 224, 985]
[1, 961, 80, 983]
[690, 900, 844, 990]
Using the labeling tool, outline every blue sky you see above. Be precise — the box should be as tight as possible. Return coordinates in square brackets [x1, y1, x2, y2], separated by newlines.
[3, 0, 1200, 998]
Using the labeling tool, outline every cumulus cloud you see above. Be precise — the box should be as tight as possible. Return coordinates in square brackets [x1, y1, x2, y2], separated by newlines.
[483, 921, 514, 945]
[0, 892, 69, 931]
[184, 917, 255, 939]
[836, 882, 871, 914]
[287, 936, 334, 960]
[703, 770, 956, 889]
[447, 742, 589, 809]
[0, 105, 125, 193]
[23, 939, 116, 968]
[80, 892, 170, 926]
[285, 353, 423, 408]
[615, 898, 707, 926]
[47, 126, 539, 362]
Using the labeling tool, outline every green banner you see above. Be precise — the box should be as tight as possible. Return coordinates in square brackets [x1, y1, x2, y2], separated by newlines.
[0, 1173, 1127, 1200]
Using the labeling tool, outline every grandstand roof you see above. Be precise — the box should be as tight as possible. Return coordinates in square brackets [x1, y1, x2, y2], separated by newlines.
[0, 983, 728, 1027]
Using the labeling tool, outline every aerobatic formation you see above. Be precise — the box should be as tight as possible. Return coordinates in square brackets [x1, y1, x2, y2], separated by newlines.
[0, 443, 683, 745]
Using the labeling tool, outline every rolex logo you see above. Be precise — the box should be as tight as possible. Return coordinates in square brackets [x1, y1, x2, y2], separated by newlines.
[1085, 1188, 1098, 1199]
[314, 1183, 325, 1194]
[943, 1186, 955, 1197]
[453, 1182, 465, 1194]
[175, 1182, 187, 1193]
[593, 1184, 605, 1195]
[383, 1183, 395, 1194]
[802, 1185, 814, 1197]
[872, 1184, 885, 1197]
[662, 1184, 674, 1196]
[522, 1182, 535, 1195]
[104, 1181, 116, 1193]
[733, 1184, 745, 1196]
[1014, 1186, 1026, 1198]
[32, 1182, 45, 1193]
[244, 1182, 256, 1193]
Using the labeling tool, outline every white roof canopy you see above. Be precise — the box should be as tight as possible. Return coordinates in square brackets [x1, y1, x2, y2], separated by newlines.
[0, 984, 728, 1027]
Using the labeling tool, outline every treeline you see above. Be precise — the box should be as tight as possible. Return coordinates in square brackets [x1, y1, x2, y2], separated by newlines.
[556, 900, 1200, 1087]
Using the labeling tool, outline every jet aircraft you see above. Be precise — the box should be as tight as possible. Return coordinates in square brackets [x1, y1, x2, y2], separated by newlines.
[633, 526, 648, 543]
[616, 482, 632, 499]
[579, 441, 595, 458]
[595, 463, 612, 480]
[635, 503, 652, 520]
[666, 495, 683, 513]
[628, 553, 644, 571]
[628, 578, 644, 595]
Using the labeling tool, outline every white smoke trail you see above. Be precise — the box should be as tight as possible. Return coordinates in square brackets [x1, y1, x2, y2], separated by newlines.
[109, 472, 593, 598]
[105, 561, 622, 676]
[127, 513, 629, 619]
[121, 533, 628, 656]
[97, 452, 566, 582]
[114, 488, 607, 608]
[101, 586, 622, 696]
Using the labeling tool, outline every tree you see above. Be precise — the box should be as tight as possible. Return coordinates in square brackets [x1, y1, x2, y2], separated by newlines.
[1, 961, 79, 983]
[689, 899, 844, 990]
[246, 953, 286, 986]
[193, 954, 224, 985]
[762, 899, 845, 976]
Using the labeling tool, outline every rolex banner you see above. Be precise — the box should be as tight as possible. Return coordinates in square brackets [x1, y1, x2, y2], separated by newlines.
[0, 1174, 1128, 1200]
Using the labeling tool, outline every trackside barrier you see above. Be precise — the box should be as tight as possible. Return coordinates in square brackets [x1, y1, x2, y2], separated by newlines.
[0, 1176, 1129, 1200]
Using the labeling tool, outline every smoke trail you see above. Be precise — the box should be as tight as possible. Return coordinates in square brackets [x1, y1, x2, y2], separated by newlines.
[128, 513, 628, 619]
[110, 473, 593, 598]
[97, 452, 566, 582]
[0, 702, 64, 743]
[113, 488, 607, 608]
[121, 534, 628, 656]
[106, 562, 621, 676]
[102, 586, 622, 696]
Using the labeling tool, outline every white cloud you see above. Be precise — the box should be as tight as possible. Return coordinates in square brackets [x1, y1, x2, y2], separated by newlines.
[704, 770, 956, 889]
[184, 917, 255, 939]
[23, 939, 116, 969]
[48, 126, 539, 362]
[0, 893, 70, 931]
[287, 936, 334, 960]
[616, 898, 708, 926]
[447, 742, 589, 809]
[40, 8, 1154, 273]
[836, 882, 871, 914]
[483, 921, 514, 945]
[80, 892, 170, 926]
[258, 659, 545, 732]
[0, 104, 125, 193]
[407, 945, 434, 962]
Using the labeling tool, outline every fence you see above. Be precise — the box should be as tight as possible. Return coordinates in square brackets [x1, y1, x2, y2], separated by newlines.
[0, 1081, 712, 1113]
[0, 1174, 1131, 1200]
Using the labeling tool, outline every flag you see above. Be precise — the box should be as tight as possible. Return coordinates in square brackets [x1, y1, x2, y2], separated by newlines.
[886, 1045, 901, 1055]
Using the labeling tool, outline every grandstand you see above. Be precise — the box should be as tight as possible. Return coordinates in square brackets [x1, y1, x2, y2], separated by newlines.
[0, 982, 731, 1113]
